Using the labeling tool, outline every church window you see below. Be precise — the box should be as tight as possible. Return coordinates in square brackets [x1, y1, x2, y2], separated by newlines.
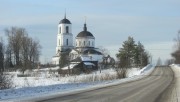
[59, 27, 61, 33]
[89, 41, 90, 46]
[66, 39, 68, 46]
[66, 26, 69, 33]
[84, 41, 85, 46]
[92, 41, 94, 46]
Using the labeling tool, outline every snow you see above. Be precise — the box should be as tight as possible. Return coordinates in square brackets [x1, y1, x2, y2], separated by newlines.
[169, 64, 180, 101]
[83, 62, 95, 66]
[0, 64, 154, 102]
[61, 64, 78, 70]
[33, 66, 59, 71]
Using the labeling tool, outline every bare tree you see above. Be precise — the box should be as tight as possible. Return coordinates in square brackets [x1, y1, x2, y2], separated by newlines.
[0, 38, 12, 89]
[97, 46, 110, 57]
[164, 59, 174, 66]
[102, 55, 115, 69]
[174, 30, 180, 50]
[5, 45, 13, 68]
[21, 35, 31, 73]
[21, 36, 41, 73]
[0, 38, 4, 73]
[5, 27, 25, 66]
[29, 38, 41, 65]
[5, 27, 41, 73]
[172, 31, 180, 64]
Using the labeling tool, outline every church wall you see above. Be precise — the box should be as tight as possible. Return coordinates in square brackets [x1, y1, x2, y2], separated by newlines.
[61, 34, 73, 47]
[76, 38, 95, 48]
[56, 33, 73, 53]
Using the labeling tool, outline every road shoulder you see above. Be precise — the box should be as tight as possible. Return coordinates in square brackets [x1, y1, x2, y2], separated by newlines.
[156, 66, 179, 102]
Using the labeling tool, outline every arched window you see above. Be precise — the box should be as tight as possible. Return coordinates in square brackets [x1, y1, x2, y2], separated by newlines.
[79, 41, 81, 46]
[89, 41, 90, 46]
[59, 27, 61, 33]
[66, 26, 69, 33]
[84, 41, 85, 46]
[66, 39, 68, 46]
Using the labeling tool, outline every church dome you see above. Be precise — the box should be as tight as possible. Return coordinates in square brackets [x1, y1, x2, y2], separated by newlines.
[77, 31, 94, 37]
[76, 24, 94, 38]
[59, 18, 71, 24]
[59, 14, 71, 24]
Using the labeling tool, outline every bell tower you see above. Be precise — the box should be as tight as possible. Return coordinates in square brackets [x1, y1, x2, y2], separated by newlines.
[56, 13, 73, 55]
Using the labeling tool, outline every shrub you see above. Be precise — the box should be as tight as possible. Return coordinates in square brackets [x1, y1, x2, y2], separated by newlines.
[0, 74, 12, 90]
[115, 68, 127, 79]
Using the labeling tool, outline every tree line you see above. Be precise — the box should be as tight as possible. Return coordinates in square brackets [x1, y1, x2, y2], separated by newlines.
[116, 36, 150, 68]
[0, 27, 41, 74]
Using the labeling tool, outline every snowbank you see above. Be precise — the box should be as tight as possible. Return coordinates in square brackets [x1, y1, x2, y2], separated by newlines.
[169, 64, 180, 101]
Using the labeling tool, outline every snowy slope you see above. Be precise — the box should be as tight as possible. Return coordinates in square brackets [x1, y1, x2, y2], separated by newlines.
[0, 64, 154, 102]
[169, 64, 180, 102]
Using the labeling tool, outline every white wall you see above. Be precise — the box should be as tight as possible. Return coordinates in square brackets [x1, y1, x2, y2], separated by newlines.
[56, 23, 73, 53]
[52, 56, 60, 65]
[58, 24, 72, 34]
[76, 37, 95, 48]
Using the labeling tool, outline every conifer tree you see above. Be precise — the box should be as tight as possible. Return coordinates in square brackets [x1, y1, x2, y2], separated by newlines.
[116, 36, 136, 68]
[116, 36, 150, 68]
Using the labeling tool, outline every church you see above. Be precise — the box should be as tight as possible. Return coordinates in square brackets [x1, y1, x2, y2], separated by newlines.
[52, 14, 103, 70]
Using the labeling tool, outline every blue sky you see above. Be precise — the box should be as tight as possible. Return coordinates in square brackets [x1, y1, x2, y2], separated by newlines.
[0, 0, 180, 64]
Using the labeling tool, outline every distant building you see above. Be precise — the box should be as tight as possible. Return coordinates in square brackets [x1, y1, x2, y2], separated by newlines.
[52, 14, 103, 70]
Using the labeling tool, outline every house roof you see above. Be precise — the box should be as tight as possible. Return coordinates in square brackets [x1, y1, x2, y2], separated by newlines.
[70, 57, 82, 62]
[83, 49, 103, 55]
[83, 62, 95, 66]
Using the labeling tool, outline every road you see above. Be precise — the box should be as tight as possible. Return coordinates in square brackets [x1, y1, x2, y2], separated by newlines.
[36, 67, 173, 102]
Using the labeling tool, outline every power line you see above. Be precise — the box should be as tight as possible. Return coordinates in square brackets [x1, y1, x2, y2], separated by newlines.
[146, 49, 172, 50]
[105, 49, 172, 51]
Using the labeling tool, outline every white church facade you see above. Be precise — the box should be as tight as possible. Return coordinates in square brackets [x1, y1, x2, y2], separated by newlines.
[52, 14, 103, 69]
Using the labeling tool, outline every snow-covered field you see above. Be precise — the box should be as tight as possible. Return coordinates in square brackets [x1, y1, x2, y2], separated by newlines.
[0, 65, 154, 102]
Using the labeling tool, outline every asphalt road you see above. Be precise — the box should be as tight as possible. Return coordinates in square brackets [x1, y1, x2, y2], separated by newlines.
[36, 67, 174, 102]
